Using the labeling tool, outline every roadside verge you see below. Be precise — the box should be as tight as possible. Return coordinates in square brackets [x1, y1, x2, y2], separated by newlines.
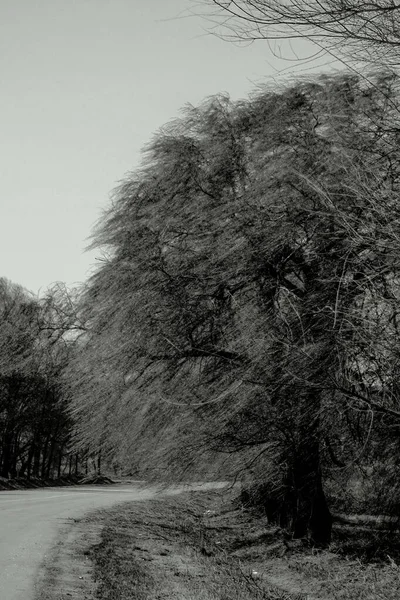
[36, 488, 400, 600]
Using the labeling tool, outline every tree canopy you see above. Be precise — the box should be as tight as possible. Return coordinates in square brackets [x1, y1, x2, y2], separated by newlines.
[66, 70, 400, 543]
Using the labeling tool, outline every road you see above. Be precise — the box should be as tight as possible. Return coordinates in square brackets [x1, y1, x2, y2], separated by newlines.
[0, 483, 172, 600]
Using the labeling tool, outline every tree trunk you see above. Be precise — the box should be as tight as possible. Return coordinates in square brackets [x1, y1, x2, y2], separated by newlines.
[288, 392, 332, 546]
[57, 445, 64, 479]
[25, 442, 35, 480]
[41, 435, 50, 479]
[289, 447, 332, 545]
[33, 443, 41, 478]
[1, 436, 12, 478]
[45, 438, 57, 479]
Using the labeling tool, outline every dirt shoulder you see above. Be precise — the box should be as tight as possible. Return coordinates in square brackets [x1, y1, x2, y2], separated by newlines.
[38, 488, 400, 600]
[34, 516, 102, 600]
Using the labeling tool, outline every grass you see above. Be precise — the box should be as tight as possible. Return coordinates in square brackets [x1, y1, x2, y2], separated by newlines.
[85, 489, 400, 600]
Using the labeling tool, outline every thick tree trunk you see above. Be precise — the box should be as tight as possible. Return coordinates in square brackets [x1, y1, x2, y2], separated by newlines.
[293, 391, 332, 546]
[310, 479, 332, 546]
[279, 389, 332, 546]
[289, 449, 332, 545]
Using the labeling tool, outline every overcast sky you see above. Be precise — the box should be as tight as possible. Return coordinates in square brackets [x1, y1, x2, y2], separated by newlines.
[0, 0, 339, 296]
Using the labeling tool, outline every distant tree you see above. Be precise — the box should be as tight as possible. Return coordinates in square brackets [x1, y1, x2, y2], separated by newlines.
[0, 278, 76, 480]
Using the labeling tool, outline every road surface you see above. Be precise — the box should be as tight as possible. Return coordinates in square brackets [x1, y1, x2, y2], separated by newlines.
[0, 483, 184, 600]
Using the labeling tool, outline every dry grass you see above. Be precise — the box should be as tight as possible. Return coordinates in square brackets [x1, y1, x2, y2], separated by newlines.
[89, 494, 274, 600]
[35, 486, 399, 600]
[85, 489, 400, 600]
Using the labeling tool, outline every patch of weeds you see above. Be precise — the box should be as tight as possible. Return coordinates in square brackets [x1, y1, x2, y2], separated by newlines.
[92, 526, 155, 600]
[333, 526, 400, 562]
[290, 552, 400, 600]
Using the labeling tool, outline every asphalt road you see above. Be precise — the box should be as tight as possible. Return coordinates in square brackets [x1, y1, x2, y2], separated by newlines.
[0, 483, 166, 600]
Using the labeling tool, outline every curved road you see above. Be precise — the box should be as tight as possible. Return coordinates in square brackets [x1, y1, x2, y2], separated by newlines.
[0, 482, 222, 600]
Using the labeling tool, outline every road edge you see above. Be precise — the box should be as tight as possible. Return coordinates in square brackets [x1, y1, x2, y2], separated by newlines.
[34, 514, 102, 600]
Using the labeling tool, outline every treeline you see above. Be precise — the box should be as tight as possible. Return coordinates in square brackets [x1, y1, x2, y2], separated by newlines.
[65, 70, 400, 545]
[0, 279, 83, 479]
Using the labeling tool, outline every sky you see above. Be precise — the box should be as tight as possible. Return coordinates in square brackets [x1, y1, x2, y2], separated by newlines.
[0, 0, 340, 296]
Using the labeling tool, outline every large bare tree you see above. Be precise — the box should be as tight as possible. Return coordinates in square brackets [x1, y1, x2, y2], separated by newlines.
[66, 71, 400, 544]
[202, 1, 400, 67]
